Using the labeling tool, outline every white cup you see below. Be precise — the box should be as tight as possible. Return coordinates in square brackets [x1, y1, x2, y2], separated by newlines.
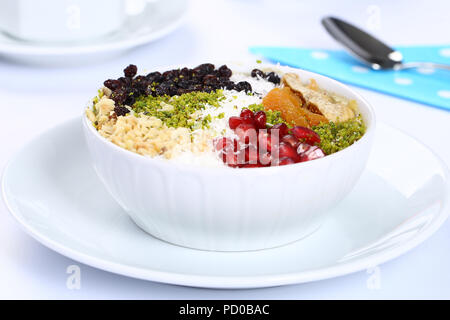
[0, 0, 131, 43]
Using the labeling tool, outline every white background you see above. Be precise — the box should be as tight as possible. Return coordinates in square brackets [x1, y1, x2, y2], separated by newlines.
[1, 0, 450, 299]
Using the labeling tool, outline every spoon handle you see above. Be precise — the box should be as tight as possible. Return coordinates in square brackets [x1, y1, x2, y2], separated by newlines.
[321, 16, 399, 69]
[395, 62, 450, 72]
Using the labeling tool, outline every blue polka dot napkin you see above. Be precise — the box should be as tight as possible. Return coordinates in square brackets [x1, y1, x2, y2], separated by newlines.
[249, 45, 450, 111]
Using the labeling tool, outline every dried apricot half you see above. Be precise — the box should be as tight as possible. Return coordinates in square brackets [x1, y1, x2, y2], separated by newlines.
[262, 87, 328, 127]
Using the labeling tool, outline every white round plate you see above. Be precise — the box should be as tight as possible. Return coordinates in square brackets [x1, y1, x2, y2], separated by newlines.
[0, 0, 188, 65]
[2, 118, 449, 289]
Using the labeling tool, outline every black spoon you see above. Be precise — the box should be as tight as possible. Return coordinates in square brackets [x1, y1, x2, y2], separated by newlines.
[321, 16, 450, 71]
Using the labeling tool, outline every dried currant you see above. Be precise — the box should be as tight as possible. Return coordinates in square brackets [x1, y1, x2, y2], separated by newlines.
[103, 79, 122, 91]
[251, 69, 265, 78]
[114, 105, 129, 116]
[124, 64, 137, 78]
[218, 65, 232, 78]
[203, 74, 219, 86]
[234, 81, 252, 93]
[146, 71, 162, 83]
[194, 63, 215, 75]
[266, 72, 281, 84]
[111, 89, 127, 105]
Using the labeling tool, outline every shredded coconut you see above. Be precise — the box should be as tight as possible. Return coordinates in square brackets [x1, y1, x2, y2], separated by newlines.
[231, 73, 278, 96]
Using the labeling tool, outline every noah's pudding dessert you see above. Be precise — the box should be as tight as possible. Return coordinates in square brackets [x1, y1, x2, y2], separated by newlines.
[86, 63, 366, 168]
[83, 62, 374, 251]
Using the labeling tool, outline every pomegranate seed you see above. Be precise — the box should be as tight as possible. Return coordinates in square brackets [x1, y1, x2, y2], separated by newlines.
[221, 150, 234, 164]
[258, 151, 272, 166]
[235, 123, 257, 144]
[232, 138, 239, 151]
[277, 142, 299, 160]
[240, 109, 255, 125]
[278, 157, 296, 166]
[244, 145, 258, 164]
[229, 116, 243, 130]
[257, 130, 278, 153]
[296, 142, 312, 154]
[258, 131, 270, 152]
[242, 118, 255, 125]
[235, 122, 255, 132]
[254, 111, 267, 129]
[271, 123, 289, 137]
[299, 145, 325, 162]
[221, 149, 238, 166]
[240, 108, 254, 120]
[281, 134, 299, 148]
[291, 126, 321, 145]
[213, 137, 232, 151]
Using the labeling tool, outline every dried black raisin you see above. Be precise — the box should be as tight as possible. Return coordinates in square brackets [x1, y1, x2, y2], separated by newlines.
[103, 79, 121, 91]
[266, 72, 281, 84]
[114, 105, 129, 116]
[146, 71, 162, 83]
[124, 64, 137, 78]
[251, 69, 265, 78]
[218, 65, 232, 78]
[111, 89, 127, 105]
[193, 63, 215, 75]
[234, 81, 252, 93]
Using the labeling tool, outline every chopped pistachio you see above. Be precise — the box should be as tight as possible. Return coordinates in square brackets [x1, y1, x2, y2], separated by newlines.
[132, 90, 224, 130]
[313, 115, 366, 155]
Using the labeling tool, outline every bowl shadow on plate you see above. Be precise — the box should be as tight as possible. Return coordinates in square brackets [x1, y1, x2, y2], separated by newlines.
[326, 172, 446, 265]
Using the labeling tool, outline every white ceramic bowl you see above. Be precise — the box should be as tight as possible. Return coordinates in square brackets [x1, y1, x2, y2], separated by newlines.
[82, 63, 376, 251]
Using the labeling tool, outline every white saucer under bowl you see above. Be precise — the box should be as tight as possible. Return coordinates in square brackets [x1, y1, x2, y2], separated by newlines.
[2, 118, 449, 289]
[0, 0, 188, 65]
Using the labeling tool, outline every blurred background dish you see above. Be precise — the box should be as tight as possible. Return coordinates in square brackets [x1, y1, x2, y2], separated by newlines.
[0, 0, 127, 43]
[0, 0, 188, 65]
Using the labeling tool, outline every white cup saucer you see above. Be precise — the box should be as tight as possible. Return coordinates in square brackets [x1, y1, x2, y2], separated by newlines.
[0, 0, 188, 66]
[2, 117, 449, 289]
